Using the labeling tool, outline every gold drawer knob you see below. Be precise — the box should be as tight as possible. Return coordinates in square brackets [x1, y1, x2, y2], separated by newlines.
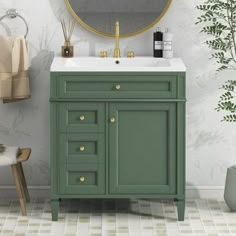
[115, 84, 121, 90]
[80, 146, 85, 151]
[80, 177, 85, 182]
[80, 115, 85, 121]
[110, 117, 116, 123]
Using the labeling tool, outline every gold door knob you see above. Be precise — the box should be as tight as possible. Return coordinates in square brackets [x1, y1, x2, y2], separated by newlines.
[110, 117, 116, 123]
[80, 115, 85, 121]
[115, 84, 121, 90]
[80, 177, 85, 182]
[80, 146, 85, 151]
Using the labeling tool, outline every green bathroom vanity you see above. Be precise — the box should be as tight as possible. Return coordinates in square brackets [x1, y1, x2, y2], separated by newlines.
[50, 57, 186, 221]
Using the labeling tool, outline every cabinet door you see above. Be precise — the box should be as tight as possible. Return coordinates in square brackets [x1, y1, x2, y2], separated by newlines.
[109, 103, 176, 194]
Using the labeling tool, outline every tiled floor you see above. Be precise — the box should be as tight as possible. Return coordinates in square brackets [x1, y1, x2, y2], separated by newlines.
[0, 199, 235, 236]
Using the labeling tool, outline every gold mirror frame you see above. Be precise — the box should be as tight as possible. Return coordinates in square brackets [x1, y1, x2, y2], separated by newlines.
[64, 0, 172, 38]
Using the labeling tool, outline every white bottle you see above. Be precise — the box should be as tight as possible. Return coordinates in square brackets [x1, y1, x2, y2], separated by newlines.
[163, 28, 173, 58]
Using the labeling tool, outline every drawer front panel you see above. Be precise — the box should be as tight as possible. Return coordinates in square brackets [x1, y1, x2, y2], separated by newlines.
[59, 164, 105, 194]
[59, 103, 105, 133]
[59, 133, 105, 163]
[57, 75, 177, 99]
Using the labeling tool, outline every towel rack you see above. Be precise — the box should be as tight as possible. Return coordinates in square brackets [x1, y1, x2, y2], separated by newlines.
[0, 9, 29, 38]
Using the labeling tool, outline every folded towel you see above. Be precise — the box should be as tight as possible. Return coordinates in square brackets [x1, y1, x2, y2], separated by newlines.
[0, 144, 5, 153]
[0, 146, 20, 166]
[0, 36, 30, 103]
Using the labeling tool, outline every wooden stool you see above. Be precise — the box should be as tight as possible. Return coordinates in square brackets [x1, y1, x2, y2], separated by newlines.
[11, 148, 31, 216]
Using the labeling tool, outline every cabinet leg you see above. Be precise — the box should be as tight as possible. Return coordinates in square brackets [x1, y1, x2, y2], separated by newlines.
[51, 199, 59, 221]
[177, 199, 185, 221]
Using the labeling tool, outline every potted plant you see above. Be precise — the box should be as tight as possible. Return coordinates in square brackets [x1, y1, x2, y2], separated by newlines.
[196, 0, 236, 210]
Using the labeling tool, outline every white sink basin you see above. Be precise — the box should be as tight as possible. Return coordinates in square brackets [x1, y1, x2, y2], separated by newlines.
[51, 57, 186, 72]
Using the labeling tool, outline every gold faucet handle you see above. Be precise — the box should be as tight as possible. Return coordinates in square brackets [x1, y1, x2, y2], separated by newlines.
[100, 51, 108, 58]
[127, 51, 135, 58]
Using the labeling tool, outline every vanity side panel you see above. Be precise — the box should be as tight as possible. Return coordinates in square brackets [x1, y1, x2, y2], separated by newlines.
[177, 72, 186, 99]
[177, 72, 186, 199]
[50, 72, 58, 100]
[50, 73, 59, 199]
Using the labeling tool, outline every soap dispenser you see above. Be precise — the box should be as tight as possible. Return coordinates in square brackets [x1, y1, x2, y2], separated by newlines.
[153, 28, 163, 58]
[163, 28, 173, 58]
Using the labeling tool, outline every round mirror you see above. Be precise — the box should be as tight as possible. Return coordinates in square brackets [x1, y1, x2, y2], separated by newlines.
[65, 0, 172, 38]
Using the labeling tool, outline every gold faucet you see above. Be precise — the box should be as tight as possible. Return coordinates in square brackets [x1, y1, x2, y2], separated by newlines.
[113, 21, 121, 58]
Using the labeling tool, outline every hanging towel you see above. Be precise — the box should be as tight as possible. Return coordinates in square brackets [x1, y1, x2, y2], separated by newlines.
[0, 36, 30, 103]
[0, 146, 20, 166]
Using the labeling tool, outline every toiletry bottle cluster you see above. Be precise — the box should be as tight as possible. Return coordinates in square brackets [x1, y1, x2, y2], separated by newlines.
[153, 28, 173, 58]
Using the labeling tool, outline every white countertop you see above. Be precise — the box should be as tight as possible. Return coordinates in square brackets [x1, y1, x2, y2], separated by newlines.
[50, 57, 186, 72]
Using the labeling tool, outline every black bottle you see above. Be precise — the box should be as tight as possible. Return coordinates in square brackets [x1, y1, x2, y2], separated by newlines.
[153, 28, 163, 58]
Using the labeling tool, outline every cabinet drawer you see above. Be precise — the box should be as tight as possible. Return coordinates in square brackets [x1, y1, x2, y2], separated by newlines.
[58, 103, 105, 133]
[56, 75, 177, 99]
[59, 133, 105, 163]
[59, 164, 105, 195]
